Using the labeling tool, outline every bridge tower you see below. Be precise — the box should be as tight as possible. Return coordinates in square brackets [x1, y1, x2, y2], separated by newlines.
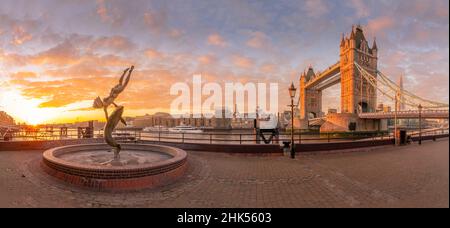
[299, 67, 322, 120]
[340, 25, 378, 114]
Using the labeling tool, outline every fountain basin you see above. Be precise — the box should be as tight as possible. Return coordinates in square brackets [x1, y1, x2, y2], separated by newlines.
[41, 143, 188, 190]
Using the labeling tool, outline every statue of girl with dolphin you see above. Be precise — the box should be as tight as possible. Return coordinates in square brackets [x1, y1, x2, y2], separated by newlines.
[93, 65, 134, 160]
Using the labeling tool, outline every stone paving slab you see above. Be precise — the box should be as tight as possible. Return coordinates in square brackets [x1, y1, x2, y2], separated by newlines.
[0, 139, 448, 208]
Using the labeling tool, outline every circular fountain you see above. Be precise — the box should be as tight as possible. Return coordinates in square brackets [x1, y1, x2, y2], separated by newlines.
[41, 143, 188, 190]
[41, 66, 188, 190]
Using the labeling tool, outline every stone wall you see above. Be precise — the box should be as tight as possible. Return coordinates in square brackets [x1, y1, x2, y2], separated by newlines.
[320, 113, 386, 132]
[0, 138, 104, 151]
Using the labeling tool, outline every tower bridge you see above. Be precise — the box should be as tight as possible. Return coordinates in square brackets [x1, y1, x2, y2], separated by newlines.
[295, 25, 449, 132]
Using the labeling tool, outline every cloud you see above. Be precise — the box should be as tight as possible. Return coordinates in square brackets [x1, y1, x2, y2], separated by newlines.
[0, 49, 29, 66]
[246, 31, 270, 49]
[1, 38, 134, 69]
[30, 41, 80, 65]
[169, 28, 183, 38]
[347, 0, 370, 18]
[197, 54, 216, 65]
[207, 33, 227, 47]
[95, 0, 124, 26]
[366, 16, 396, 38]
[10, 71, 37, 80]
[259, 63, 277, 74]
[43, 64, 112, 78]
[7, 60, 192, 110]
[144, 9, 168, 34]
[378, 46, 449, 105]
[11, 25, 33, 45]
[0, 14, 38, 46]
[304, 0, 330, 18]
[232, 55, 254, 68]
[144, 48, 164, 59]
[96, 0, 109, 22]
[90, 36, 136, 52]
[0, 0, 448, 121]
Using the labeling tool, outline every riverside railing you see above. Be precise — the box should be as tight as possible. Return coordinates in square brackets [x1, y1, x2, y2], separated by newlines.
[0, 128, 138, 142]
[138, 130, 393, 144]
[2, 127, 448, 145]
[408, 128, 449, 138]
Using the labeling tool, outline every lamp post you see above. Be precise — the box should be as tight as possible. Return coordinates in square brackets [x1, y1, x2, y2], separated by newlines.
[288, 82, 297, 159]
[394, 91, 398, 146]
[418, 104, 422, 145]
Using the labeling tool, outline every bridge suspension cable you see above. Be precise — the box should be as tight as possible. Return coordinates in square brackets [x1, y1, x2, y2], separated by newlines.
[377, 70, 449, 107]
[354, 62, 449, 110]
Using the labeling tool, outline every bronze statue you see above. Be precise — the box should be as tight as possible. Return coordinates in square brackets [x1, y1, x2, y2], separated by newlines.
[93, 66, 134, 160]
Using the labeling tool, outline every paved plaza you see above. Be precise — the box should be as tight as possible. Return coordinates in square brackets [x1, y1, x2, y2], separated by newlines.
[0, 139, 448, 208]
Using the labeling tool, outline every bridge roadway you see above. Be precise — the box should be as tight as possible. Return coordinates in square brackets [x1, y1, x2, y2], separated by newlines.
[358, 110, 449, 119]
[304, 62, 340, 90]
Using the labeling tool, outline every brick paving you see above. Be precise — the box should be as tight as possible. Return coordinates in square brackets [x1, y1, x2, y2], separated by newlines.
[0, 139, 448, 208]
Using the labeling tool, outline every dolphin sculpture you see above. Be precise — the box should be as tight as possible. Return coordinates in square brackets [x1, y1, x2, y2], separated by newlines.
[93, 66, 133, 161]
[104, 106, 125, 159]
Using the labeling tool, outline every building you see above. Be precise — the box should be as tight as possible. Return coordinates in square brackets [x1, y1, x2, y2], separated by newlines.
[0, 111, 15, 126]
[133, 112, 232, 130]
[397, 74, 406, 111]
[231, 113, 255, 129]
[327, 108, 338, 114]
[376, 103, 392, 113]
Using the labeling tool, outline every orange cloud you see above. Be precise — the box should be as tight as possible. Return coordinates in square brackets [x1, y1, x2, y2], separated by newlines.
[259, 63, 277, 74]
[11, 25, 33, 45]
[9, 66, 187, 111]
[96, 0, 109, 21]
[30, 41, 80, 65]
[232, 55, 254, 68]
[143, 9, 183, 39]
[95, 0, 123, 25]
[44, 64, 112, 78]
[145, 48, 164, 59]
[0, 50, 28, 66]
[366, 16, 396, 37]
[197, 54, 216, 65]
[5, 40, 133, 68]
[10, 71, 37, 80]
[207, 33, 227, 47]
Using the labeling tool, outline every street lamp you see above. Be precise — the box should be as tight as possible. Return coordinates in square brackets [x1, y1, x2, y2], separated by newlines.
[418, 104, 422, 145]
[394, 91, 399, 146]
[288, 82, 297, 159]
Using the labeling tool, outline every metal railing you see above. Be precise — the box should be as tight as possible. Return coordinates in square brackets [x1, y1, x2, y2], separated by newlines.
[138, 130, 393, 145]
[359, 109, 449, 119]
[408, 128, 449, 137]
[1, 127, 448, 145]
[0, 128, 138, 142]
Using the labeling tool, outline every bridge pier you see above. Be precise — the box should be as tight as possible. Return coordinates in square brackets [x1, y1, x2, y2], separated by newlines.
[294, 118, 309, 130]
[320, 113, 387, 133]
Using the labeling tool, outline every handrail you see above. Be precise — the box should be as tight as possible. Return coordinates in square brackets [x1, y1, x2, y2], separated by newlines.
[1, 127, 447, 145]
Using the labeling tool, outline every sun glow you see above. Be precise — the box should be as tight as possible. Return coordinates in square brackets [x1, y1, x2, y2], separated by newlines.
[0, 89, 61, 125]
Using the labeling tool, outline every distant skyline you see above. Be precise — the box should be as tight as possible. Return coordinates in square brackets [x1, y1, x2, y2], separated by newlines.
[0, 0, 448, 124]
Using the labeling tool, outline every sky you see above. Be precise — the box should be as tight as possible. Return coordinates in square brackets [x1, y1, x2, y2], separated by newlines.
[0, 0, 448, 124]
